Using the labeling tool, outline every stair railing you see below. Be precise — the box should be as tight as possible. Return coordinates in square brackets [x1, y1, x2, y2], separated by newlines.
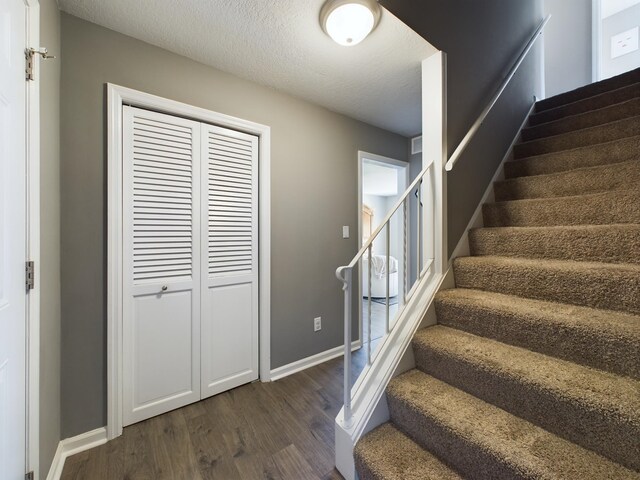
[336, 163, 434, 426]
[445, 15, 551, 172]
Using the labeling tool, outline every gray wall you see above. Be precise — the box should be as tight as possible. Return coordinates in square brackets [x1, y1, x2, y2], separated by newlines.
[602, 4, 640, 79]
[381, 0, 544, 255]
[544, 0, 593, 97]
[40, 0, 62, 476]
[60, 14, 408, 437]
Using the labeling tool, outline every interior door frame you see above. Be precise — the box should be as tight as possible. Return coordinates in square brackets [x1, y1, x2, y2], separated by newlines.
[592, 0, 602, 82]
[25, 0, 41, 476]
[356, 151, 409, 348]
[107, 84, 271, 439]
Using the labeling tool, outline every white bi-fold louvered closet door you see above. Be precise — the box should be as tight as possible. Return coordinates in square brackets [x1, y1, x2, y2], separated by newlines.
[122, 106, 259, 426]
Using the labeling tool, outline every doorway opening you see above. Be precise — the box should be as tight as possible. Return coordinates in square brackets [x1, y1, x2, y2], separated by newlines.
[357, 152, 409, 357]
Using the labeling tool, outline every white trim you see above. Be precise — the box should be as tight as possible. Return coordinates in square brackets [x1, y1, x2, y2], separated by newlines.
[593, 0, 602, 82]
[422, 52, 447, 274]
[335, 270, 445, 479]
[451, 98, 538, 261]
[270, 341, 362, 381]
[25, 0, 41, 477]
[46, 428, 108, 480]
[107, 84, 272, 439]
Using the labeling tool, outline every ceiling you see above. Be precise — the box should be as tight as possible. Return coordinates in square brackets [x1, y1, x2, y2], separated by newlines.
[601, 0, 640, 18]
[58, 0, 437, 137]
[363, 162, 399, 197]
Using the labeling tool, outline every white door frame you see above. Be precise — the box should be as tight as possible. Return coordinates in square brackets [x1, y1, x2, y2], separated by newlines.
[25, 0, 41, 476]
[592, 0, 603, 82]
[356, 151, 409, 347]
[106, 84, 271, 439]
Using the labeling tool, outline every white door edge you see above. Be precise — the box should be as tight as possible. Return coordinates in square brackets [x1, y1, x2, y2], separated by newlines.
[25, 0, 41, 477]
[107, 84, 271, 439]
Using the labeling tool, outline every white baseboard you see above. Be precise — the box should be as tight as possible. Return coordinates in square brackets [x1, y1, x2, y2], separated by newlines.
[46, 427, 108, 480]
[450, 98, 537, 262]
[270, 341, 362, 381]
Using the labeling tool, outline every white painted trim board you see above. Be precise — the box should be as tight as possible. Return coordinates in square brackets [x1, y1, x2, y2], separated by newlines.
[107, 84, 272, 440]
[46, 428, 108, 480]
[25, 0, 42, 477]
[270, 341, 362, 381]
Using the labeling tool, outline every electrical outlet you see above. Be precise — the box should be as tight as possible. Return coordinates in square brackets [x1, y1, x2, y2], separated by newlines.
[314, 317, 322, 332]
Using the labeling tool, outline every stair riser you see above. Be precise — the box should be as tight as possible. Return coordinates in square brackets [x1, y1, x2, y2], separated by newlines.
[522, 99, 640, 142]
[453, 258, 640, 315]
[529, 83, 640, 126]
[413, 343, 640, 470]
[482, 189, 640, 228]
[435, 297, 640, 379]
[505, 136, 640, 178]
[469, 226, 640, 265]
[536, 68, 640, 111]
[495, 160, 640, 201]
[514, 117, 640, 158]
[387, 395, 532, 480]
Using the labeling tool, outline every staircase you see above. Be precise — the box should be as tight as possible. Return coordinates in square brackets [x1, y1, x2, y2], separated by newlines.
[353, 68, 640, 479]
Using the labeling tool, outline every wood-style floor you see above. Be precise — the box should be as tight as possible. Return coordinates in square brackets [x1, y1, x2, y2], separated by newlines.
[61, 351, 369, 480]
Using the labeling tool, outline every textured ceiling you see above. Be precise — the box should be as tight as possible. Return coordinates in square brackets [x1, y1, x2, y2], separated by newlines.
[57, 0, 436, 136]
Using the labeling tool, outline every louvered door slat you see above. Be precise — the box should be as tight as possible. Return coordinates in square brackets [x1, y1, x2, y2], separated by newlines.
[200, 123, 258, 399]
[123, 106, 202, 427]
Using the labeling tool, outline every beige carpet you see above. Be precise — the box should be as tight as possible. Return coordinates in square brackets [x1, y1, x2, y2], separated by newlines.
[354, 67, 640, 478]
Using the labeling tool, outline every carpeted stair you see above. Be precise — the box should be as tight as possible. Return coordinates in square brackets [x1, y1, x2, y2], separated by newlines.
[354, 68, 640, 479]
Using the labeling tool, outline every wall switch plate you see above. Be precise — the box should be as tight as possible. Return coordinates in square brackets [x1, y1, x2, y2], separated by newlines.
[342, 226, 350, 239]
[314, 317, 322, 332]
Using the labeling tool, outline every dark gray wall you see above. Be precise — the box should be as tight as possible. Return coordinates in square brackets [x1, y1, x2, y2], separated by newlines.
[545, 0, 592, 97]
[40, 0, 61, 476]
[381, 0, 544, 254]
[60, 14, 408, 437]
[602, 4, 640, 79]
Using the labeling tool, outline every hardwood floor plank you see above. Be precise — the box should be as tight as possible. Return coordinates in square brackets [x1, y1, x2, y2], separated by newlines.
[150, 409, 204, 480]
[184, 412, 242, 480]
[60, 357, 347, 480]
[272, 444, 320, 480]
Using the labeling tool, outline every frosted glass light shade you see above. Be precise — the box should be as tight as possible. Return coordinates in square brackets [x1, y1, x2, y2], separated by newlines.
[320, 0, 381, 47]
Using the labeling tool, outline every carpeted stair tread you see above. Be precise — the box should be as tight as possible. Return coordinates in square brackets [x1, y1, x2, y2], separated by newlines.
[529, 82, 640, 126]
[354, 423, 463, 480]
[469, 224, 640, 264]
[435, 288, 640, 379]
[535, 67, 640, 111]
[482, 188, 640, 227]
[494, 159, 640, 201]
[514, 115, 640, 158]
[522, 97, 640, 141]
[387, 370, 639, 479]
[453, 255, 640, 314]
[504, 136, 640, 178]
[412, 326, 640, 469]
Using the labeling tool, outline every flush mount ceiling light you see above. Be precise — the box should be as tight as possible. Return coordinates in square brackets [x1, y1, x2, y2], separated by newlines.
[320, 0, 382, 47]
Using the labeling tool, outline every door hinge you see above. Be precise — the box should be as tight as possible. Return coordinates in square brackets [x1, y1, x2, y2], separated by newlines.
[26, 261, 35, 291]
[25, 471, 34, 480]
[25, 47, 56, 81]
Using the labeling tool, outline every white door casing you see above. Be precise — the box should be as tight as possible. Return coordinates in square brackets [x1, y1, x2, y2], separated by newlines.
[108, 84, 271, 439]
[122, 106, 202, 426]
[201, 124, 259, 397]
[0, 0, 27, 476]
